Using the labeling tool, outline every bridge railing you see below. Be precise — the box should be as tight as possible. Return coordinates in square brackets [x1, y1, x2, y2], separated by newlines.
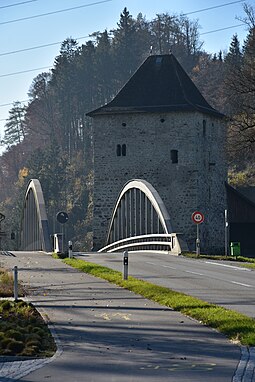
[98, 233, 182, 255]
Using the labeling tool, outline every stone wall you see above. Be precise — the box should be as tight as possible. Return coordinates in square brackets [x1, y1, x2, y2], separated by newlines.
[92, 111, 227, 253]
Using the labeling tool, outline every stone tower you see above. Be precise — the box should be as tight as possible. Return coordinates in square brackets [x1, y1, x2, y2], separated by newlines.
[87, 54, 227, 253]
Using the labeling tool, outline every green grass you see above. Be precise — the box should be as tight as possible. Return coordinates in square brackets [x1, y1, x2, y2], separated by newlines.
[64, 257, 255, 346]
[182, 253, 255, 270]
[0, 268, 24, 297]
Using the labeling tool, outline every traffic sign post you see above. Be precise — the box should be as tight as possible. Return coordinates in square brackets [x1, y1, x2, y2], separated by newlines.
[191, 211, 204, 256]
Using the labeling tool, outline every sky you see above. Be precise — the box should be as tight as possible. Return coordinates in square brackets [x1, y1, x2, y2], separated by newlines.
[0, 0, 250, 152]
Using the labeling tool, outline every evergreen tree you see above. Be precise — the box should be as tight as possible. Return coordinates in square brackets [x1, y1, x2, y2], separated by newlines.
[112, 8, 144, 85]
[2, 102, 27, 147]
[225, 34, 242, 66]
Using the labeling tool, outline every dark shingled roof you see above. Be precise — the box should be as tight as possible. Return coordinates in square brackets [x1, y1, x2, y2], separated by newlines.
[87, 54, 224, 118]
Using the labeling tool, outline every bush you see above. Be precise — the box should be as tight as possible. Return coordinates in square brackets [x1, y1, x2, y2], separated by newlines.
[7, 340, 24, 354]
[1, 300, 11, 310]
[6, 329, 24, 342]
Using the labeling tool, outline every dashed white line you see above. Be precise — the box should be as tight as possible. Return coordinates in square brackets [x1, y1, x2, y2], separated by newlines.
[205, 261, 251, 271]
[231, 281, 252, 288]
[185, 270, 204, 276]
[146, 262, 176, 270]
[162, 265, 177, 270]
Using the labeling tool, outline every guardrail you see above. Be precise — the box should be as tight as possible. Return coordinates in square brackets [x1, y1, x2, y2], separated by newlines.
[99, 233, 182, 255]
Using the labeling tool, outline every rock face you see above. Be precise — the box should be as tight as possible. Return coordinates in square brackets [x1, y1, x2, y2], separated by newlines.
[88, 54, 227, 253]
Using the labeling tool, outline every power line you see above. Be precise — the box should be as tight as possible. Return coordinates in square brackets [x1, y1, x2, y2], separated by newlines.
[0, 66, 52, 78]
[0, 21, 247, 79]
[201, 23, 245, 35]
[0, 0, 113, 26]
[0, 100, 29, 108]
[0, 35, 90, 57]
[183, 0, 245, 16]
[0, 0, 37, 10]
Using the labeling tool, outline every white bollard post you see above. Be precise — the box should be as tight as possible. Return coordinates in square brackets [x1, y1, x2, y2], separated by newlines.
[13, 266, 18, 301]
[196, 224, 200, 257]
[123, 251, 128, 280]
[68, 240, 73, 259]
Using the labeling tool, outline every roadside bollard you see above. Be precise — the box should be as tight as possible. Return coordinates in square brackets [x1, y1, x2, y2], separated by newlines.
[68, 240, 73, 259]
[123, 251, 128, 280]
[196, 237, 200, 257]
[13, 266, 18, 302]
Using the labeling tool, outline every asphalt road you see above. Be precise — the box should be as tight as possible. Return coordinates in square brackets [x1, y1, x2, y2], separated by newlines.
[0, 251, 242, 382]
[78, 252, 255, 318]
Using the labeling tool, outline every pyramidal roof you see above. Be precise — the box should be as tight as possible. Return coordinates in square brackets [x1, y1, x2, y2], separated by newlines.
[87, 54, 224, 118]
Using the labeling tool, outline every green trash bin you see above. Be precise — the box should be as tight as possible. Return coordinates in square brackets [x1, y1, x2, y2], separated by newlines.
[230, 242, 241, 257]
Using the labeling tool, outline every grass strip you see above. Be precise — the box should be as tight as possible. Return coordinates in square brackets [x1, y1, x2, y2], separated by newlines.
[64, 258, 255, 346]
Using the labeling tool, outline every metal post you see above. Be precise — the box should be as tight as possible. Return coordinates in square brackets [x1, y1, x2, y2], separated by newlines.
[225, 209, 229, 256]
[13, 266, 18, 301]
[68, 240, 73, 259]
[123, 251, 128, 280]
[196, 224, 200, 256]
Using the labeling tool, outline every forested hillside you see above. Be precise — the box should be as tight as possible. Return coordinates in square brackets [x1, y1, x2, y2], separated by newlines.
[0, 6, 255, 250]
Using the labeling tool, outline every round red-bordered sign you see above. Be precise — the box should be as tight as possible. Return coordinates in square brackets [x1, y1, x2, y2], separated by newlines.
[191, 211, 204, 224]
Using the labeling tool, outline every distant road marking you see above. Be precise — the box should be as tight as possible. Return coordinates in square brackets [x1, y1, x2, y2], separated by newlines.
[231, 281, 253, 288]
[146, 262, 176, 270]
[205, 261, 251, 271]
[162, 265, 177, 270]
[185, 271, 204, 276]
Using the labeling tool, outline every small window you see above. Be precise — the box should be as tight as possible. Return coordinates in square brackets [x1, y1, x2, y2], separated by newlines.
[116, 144, 126, 157]
[203, 120, 206, 137]
[171, 150, 178, 164]
[122, 144, 126, 156]
[116, 144, 121, 156]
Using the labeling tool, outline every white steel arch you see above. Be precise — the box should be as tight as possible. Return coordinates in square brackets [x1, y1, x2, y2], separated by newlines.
[20, 179, 51, 252]
[106, 179, 174, 246]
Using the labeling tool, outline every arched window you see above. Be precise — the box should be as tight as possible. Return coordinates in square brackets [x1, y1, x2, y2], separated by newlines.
[122, 144, 126, 156]
[116, 144, 121, 156]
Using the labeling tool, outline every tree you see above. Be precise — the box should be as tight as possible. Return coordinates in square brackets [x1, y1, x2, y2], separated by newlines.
[149, 13, 202, 72]
[112, 8, 145, 85]
[1, 102, 27, 147]
[225, 27, 255, 153]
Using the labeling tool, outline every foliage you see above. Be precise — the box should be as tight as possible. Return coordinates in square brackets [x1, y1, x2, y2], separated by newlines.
[228, 167, 252, 187]
[1, 5, 255, 250]
[0, 300, 56, 357]
[63, 258, 255, 346]
[1, 102, 27, 147]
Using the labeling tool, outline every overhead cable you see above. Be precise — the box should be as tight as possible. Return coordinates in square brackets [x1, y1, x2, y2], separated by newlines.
[0, 0, 37, 10]
[0, 35, 90, 57]
[0, 0, 112, 26]
[183, 0, 245, 16]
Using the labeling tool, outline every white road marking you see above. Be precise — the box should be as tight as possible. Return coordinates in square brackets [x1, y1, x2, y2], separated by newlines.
[185, 271, 204, 276]
[231, 281, 253, 288]
[146, 262, 176, 270]
[205, 261, 251, 271]
[146, 261, 158, 266]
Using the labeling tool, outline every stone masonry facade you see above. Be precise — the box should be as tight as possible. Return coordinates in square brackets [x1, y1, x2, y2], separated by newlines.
[92, 111, 227, 253]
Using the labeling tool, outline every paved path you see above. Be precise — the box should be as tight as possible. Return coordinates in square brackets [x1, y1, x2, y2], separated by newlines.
[0, 251, 244, 381]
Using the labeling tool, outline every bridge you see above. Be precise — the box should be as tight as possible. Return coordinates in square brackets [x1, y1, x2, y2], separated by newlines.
[19, 178, 187, 254]
[20, 179, 51, 252]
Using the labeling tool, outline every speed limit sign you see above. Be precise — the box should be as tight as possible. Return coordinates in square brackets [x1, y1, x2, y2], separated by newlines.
[192, 211, 204, 224]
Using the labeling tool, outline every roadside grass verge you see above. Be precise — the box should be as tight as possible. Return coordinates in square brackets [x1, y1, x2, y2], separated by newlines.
[64, 257, 255, 346]
[182, 252, 255, 268]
